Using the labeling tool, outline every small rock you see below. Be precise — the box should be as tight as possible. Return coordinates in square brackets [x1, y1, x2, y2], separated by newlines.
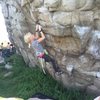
[4, 72, 12, 77]
[0, 97, 23, 100]
[94, 96, 100, 100]
[96, 72, 100, 78]
[66, 64, 74, 75]
[5, 63, 13, 70]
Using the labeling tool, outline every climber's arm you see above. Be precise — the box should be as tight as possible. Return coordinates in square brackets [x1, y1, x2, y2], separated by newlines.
[37, 24, 45, 42]
[37, 31, 45, 43]
[35, 32, 39, 39]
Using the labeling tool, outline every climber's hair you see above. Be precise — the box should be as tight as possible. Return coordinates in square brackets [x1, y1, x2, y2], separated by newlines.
[24, 32, 32, 43]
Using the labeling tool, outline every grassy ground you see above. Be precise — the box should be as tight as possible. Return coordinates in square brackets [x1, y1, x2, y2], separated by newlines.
[0, 54, 94, 100]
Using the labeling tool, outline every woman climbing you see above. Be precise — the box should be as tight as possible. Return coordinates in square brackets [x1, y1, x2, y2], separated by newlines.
[24, 24, 62, 75]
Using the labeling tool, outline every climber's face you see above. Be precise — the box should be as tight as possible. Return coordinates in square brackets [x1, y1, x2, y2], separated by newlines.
[29, 34, 35, 43]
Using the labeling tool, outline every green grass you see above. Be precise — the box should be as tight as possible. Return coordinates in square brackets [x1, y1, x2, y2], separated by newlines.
[0, 54, 94, 100]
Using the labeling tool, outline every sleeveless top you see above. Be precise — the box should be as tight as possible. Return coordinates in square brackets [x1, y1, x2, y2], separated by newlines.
[31, 39, 44, 57]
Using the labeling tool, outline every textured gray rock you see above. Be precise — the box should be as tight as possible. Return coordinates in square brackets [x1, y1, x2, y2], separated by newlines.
[31, 0, 43, 8]
[94, 78, 100, 89]
[61, 0, 76, 11]
[87, 30, 100, 59]
[78, 0, 95, 10]
[44, 0, 60, 9]
[53, 12, 72, 26]
[96, 0, 100, 8]
[0, 0, 100, 95]
[87, 85, 100, 95]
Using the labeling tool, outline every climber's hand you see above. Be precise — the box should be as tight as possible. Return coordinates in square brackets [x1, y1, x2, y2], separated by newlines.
[39, 25, 42, 32]
[28, 43, 31, 48]
[36, 24, 39, 32]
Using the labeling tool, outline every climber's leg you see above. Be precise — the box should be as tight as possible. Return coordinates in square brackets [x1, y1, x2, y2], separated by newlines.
[43, 54, 61, 73]
[38, 57, 46, 74]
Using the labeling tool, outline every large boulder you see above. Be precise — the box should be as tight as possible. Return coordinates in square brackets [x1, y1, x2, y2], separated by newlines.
[0, 0, 100, 95]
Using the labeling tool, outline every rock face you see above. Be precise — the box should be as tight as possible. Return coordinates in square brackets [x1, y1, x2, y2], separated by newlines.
[0, 0, 100, 94]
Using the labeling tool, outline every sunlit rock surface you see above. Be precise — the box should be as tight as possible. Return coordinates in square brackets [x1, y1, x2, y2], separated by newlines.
[0, 0, 100, 94]
[0, 97, 23, 100]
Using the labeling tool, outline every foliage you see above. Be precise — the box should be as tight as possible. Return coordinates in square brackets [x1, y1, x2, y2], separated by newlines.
[0, 54, 93, 100]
